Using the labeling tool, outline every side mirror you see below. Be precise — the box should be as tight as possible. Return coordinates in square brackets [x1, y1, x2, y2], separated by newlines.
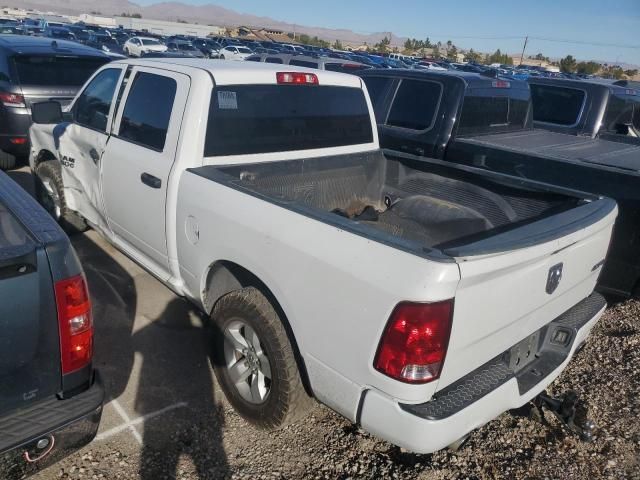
[32, 101, 63, 124]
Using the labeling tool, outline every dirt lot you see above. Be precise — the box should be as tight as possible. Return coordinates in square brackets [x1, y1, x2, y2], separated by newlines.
[8, 170, 639, 480]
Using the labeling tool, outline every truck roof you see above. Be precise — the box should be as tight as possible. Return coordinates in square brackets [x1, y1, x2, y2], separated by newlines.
[0, 34, 109, 58]
[113, 58, 363, 88]
[528, 76, 638, 97]
[360, 68, 530, 90]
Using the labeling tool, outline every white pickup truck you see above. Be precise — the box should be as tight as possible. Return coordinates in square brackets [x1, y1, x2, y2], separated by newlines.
[29, 59, 617, 453]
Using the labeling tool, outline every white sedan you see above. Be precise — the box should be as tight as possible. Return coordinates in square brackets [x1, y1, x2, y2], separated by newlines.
[219, 46, 254, 61]
[123, 37, 168, 57]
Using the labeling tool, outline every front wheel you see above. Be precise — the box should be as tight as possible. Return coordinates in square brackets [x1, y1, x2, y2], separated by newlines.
[211, 287, 313, 429]
[220, 54, 225, 60]
[35, 161, 87, 233]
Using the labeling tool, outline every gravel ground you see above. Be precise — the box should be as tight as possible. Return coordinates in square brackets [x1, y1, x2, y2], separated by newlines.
[31, 297, 639, 480]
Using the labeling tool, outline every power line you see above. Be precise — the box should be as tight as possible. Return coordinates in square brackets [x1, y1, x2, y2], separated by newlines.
[528, 36, 640, 49]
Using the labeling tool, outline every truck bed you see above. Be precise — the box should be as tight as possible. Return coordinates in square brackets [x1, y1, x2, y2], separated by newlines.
[455, 130, 640, 172]
[193, 150, 614, 259]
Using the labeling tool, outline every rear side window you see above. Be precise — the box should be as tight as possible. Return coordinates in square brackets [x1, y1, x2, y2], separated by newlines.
[11, 55, 109, 87]
[361, 76, 394, 108]
[118, 73, 176, 151]
[205, 85, 373, 156]
[74, 68, 121, 132]
[266, 57, 283, 64]
[290, 60, 318, 69]
[386, 79, 442, 130]
[530, 84, 585, 126]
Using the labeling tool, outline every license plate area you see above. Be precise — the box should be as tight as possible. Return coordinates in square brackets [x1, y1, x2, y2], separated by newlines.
[506, 330, 540, 373]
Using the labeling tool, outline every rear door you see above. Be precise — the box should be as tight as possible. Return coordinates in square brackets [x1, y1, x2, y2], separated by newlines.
[101, 66, 189, 273]
[56, 66, 125, 229]
[0, 197, 60, 415]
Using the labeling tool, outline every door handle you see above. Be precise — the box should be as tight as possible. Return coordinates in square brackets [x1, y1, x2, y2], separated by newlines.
[140, 172, 161, 189]
[89, 148, 100, 164]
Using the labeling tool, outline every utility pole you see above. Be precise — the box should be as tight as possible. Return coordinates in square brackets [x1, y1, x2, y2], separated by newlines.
[519, 35, 528, 66]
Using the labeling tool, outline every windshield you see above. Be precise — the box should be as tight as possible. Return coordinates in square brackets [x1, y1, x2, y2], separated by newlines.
[141, 38, 161, 46]
[237, 47, 252, 54]
[205, 85, 373, 156]
[12, 55, 109, 87]
[178, 44, 196, 51]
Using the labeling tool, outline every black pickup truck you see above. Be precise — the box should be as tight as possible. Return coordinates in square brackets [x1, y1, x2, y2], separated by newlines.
[359, 69, 640, 297]
[0, 170, 103, 478]
[528, 77, 640, 145]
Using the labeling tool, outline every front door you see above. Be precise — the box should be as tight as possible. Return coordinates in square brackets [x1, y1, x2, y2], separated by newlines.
[56, 66, 124, 229]
[101, 66, 190, 273]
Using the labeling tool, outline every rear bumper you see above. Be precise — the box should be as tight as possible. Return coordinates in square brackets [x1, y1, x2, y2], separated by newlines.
[358, 293, 606, 453]
[0, 371, 104, 478]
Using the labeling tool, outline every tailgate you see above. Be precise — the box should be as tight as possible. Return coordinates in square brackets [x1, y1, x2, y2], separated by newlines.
[0, 175, 62, 416]
[437, 197, 617, 389]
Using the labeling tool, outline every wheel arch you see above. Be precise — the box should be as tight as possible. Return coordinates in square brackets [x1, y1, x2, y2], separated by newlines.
[203, 260, 313, 396]
[33, 149, 57, 168]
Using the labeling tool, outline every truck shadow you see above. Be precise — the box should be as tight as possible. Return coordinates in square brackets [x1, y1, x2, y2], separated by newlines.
[72, 233, 230, 479]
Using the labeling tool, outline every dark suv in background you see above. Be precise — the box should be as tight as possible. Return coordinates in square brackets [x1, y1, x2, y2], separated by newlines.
[0, 35, 110, 169]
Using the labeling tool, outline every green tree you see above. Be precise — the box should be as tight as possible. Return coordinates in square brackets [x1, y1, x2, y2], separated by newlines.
[447, 45, 458, 61]
[624, 69, 638, 77]
[464, 48, 482, 63]
[121, 12, 142, 18]
[332, 39, 343, 50]
[374, 36, 391, 52]
[559, 55, 578, 73]
[576, 61, 601, 75]
[424, 37, 432, 48]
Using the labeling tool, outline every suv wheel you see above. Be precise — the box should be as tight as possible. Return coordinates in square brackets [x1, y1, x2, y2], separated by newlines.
[210, 287, 313, 429]
[35, 161, 88, 233]
[0, 150, 16, 170]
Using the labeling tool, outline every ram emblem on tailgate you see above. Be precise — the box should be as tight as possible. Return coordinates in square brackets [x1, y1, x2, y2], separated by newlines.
[546, 263, 564, 294]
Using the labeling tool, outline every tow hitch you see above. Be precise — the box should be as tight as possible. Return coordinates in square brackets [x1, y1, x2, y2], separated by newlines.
[533, 390, 596, 441]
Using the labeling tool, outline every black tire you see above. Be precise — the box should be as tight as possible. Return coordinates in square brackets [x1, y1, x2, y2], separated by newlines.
[211, 287, 313, 429]
[220, 54, 225, 60]
[0, 150, 16, 170]
[35, 161, 88, 233]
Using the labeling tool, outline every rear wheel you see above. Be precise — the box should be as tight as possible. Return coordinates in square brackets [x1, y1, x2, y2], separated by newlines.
[0, 150, 16, 170]
[211, 287, 313, 429]
[220, 54, 225, 60]
[35, 161, 87, 233]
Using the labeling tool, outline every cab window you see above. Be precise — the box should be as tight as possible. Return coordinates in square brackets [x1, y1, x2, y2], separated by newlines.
[118, 72, 177, 151]
[74, 68, 121, 132]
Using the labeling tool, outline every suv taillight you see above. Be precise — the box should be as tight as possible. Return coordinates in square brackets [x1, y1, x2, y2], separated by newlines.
[0, 91, 25, 107]
[374, 300, 453, 384]
[54, 275, 93, 374]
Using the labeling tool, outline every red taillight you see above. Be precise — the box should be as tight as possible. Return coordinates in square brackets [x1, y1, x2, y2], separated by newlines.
[374, 300, 453, 384]
[54, 275, 93, 374]
[492, 80, 511, 89]
[0, 91, 25, 107]
[9, 137, 27, 145]
[276, 72, 319, 85]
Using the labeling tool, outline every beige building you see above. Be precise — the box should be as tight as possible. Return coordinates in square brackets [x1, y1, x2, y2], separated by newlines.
[115, 16, 224, 37]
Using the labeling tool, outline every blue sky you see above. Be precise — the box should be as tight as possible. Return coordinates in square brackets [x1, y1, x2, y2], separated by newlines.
[138, 0, 640, 65]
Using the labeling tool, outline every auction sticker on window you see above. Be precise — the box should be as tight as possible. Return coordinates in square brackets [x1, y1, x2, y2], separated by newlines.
[217, 91, 238, 110]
